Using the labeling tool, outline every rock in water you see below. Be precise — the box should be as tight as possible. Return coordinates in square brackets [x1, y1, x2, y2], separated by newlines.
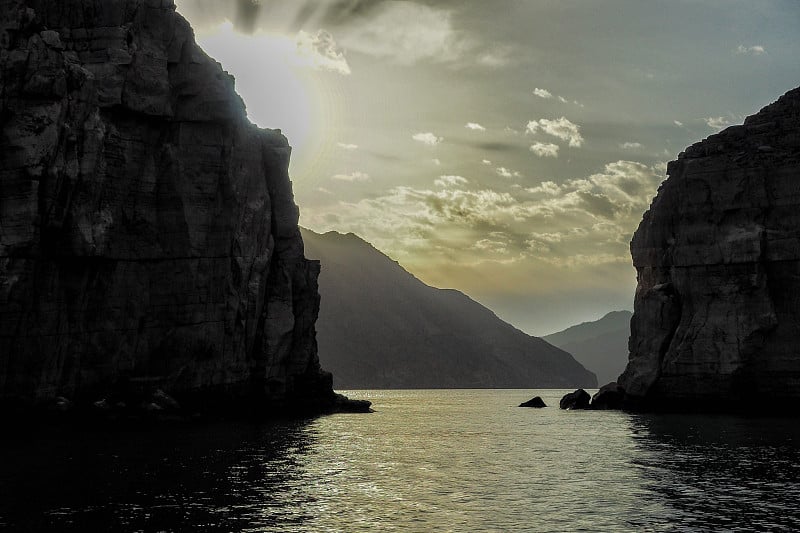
[589, 383, 623, 410]
[0, 0, 349, 416]
[519, 396, 547, 408]
[559, 389, 590, 410]
[619, 87, 800, 412]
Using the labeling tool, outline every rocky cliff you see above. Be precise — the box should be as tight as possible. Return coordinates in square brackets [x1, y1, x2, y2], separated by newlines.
[619, 87, 800, 411]
[0, 0, 343, 415]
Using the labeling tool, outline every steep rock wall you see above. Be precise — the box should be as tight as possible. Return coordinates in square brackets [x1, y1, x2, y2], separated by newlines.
[0, 0, 336, 413]
[619, 87, 800, 410]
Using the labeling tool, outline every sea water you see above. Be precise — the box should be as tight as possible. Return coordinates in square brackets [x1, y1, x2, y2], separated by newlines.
[1, 389, 799, 532]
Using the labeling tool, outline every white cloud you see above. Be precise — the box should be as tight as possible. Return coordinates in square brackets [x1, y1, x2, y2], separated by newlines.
[673, 120, 684, 127]
[619, 142, 642, 149]
[434, 175, 469, 188]
[337, 142, 358, 150]
[526, 181, 561, 196]
[412, 132, 443, 146]
[526, 117, 584, 148]
[558, 95, 568, 104]
[529, 142, 560, 158]
[496, 167, 522, 178]
[336, 2, 468, 65]
[432, 158, 441, 166]
[533, 87, 553, 99]
[303, 160, 665, 279]
[296, 30, 351, 75]
[482, 159, 492, 165]
[465, 122, 486, 131]
[704, 116, 732, 131]
[317, 187, 333, 195]
[332, 171, 370, 182]
[477, 45, 513, 67]
[735, 44, 766, 56]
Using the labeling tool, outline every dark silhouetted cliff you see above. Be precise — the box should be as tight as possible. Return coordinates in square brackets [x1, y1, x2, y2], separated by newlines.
[544, 311, 632, 386]
[619, 87, 800, 411]
[302, 229, 597, 389]
[0, 0, 343, 415]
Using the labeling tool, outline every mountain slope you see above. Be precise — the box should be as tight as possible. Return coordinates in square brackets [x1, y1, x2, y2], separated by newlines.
[301, 228, 596, 389]
[544, 311, 632, 385]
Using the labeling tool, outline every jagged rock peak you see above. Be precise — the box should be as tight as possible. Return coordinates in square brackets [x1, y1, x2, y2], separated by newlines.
[0, 0, 353, 416]
[619, 86, 800, 412]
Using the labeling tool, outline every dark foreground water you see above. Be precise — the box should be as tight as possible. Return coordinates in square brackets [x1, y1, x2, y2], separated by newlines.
[2, 389, 800, 532]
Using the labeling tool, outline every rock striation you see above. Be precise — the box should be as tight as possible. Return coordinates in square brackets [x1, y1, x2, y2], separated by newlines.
[619, 87, 800, 411]
[0, 0, 354, 415]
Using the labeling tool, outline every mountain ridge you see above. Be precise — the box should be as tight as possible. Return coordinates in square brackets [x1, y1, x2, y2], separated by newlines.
[302, 228, 597, 389]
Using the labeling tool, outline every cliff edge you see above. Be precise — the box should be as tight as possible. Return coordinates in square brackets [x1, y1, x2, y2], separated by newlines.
[619, 87, 800, 411]
[0, 0, 349, 415]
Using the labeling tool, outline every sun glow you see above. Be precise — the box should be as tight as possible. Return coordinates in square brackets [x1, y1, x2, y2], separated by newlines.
[196, 22, 330, 171]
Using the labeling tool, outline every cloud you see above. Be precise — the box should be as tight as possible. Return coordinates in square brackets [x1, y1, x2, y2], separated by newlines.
[337, 142, 358, 150]
[526, 117, 584, 147]
[482, 159, 492, 165]
[332, 171, 370, 182]
[335, 2, 468, 65]
[558, 95, 568, 104]
[412, 132, 443, 146]
[434, 175, 469, 188]
[465, 122, 486, 131]
[295, 30, 351, 74]
[619, 142, 642, 149]
[529, 142, 560, 158]
[496, 167, 522, 178]
[303, 160, 665, 283]
[704, 116, 732, 131]
[526, 181, 561, 196]
[432, 158, 441, 166]
[533, 87, 553, 99]
[673, 120, 684, 127]
[735, 44, 766, 56]
[477, 45, 513, 67]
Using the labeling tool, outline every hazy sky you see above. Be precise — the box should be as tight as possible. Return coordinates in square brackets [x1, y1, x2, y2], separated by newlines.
[175, 0, 800, 335]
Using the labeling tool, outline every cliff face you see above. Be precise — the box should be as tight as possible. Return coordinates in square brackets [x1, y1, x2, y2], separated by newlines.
[0, 0, 335, 413]
[619, 87, 800, 410]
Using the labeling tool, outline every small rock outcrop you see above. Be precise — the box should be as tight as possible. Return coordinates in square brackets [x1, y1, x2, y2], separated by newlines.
[589, 382, 624, 410]
[619, 87, 800, 411]
[0, 0, 362, 416]
[559, 389, 590, 410]
[519, 396, 547, 408]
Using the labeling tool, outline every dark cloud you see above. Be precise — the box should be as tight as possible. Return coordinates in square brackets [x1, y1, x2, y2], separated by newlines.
[293, 0, 389, 28]
[235, 0, 261, 33]
[576, 191, 618, 219]
[470, 141, 519, 153]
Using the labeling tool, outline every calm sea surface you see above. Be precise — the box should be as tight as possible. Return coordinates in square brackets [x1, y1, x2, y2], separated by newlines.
[2, 389, 800, 532]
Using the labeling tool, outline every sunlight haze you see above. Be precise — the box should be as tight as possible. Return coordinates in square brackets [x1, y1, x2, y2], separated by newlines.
[175, 0, 800, 334]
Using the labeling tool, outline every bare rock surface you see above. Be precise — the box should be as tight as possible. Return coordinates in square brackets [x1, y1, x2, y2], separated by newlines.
[619, 87, 800, 411]
[559, 389, 590, 410]
[0, 0, 355, 416]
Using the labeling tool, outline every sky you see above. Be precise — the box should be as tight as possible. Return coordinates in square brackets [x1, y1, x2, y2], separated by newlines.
[174, 0, 800, 335]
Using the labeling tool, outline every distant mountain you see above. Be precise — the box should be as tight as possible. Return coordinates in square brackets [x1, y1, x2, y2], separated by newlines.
[301, 228, 597, 389]
[543, 311, 632, 386]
